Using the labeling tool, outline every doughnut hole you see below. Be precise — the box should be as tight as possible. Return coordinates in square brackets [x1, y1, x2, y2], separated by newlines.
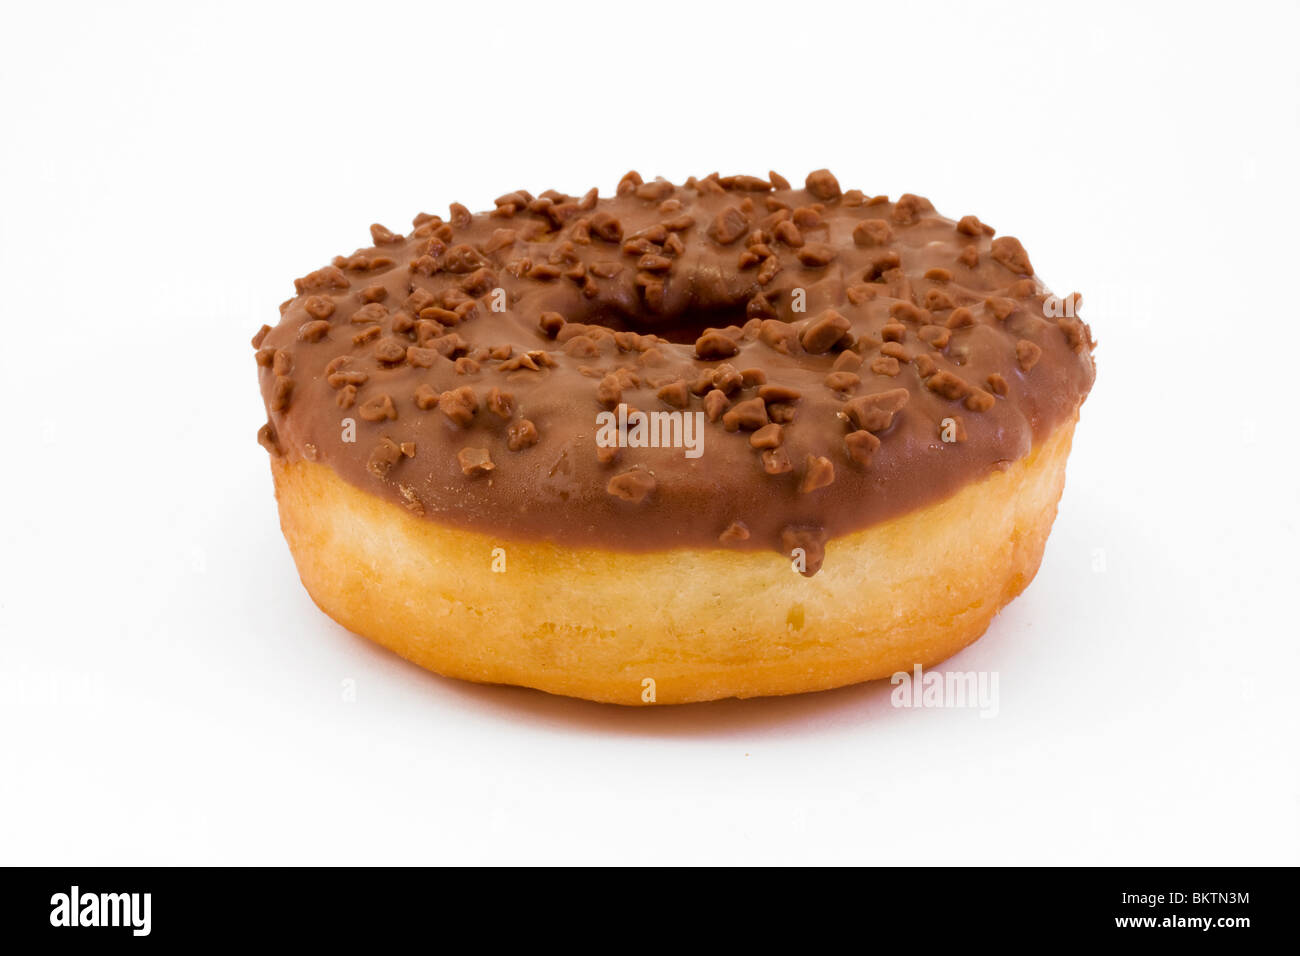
[580, 301, 753, 345]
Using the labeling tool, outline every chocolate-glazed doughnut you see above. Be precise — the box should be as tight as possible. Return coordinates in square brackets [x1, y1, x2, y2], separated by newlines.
[254, 170, 1095, 705]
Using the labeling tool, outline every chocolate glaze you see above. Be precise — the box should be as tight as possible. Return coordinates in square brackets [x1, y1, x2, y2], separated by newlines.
[254, 170, 1095, 574]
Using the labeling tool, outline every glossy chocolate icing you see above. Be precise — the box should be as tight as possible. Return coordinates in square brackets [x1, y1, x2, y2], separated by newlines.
[254, 170, 1095, 573]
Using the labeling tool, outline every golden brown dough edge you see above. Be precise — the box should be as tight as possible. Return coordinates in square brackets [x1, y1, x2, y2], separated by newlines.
[269, 415, 1078, 705]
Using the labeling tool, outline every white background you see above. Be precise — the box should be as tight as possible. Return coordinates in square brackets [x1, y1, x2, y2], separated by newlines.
[2, 0, 1297, 865]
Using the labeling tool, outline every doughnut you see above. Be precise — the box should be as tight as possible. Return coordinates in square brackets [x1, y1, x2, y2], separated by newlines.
[253, 169, 1095, 705]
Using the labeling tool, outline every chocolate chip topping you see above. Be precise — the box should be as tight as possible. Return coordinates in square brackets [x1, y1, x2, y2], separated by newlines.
[255, 170, 1095, 573]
